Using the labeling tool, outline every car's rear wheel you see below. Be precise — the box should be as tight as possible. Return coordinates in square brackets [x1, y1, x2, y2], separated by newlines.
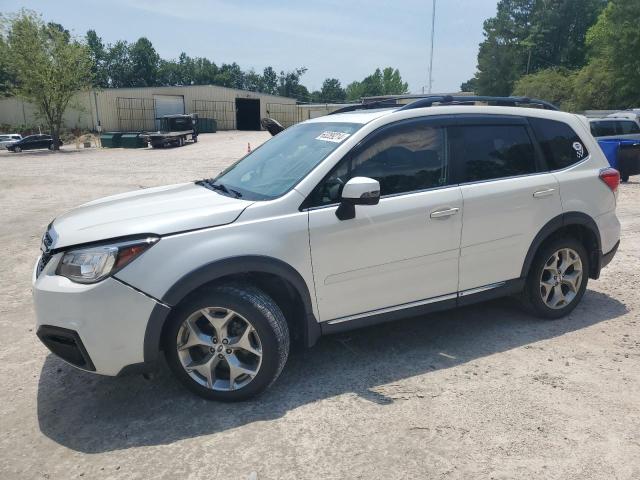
[524, 237, 589, 319]
[48, 143, 54, 150]
[164, 284, 289, 401]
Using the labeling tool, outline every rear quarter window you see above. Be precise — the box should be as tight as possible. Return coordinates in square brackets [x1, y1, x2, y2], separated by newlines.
[529, 118, 588, 170]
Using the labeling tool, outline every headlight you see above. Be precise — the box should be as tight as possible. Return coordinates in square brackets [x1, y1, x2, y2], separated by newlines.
[56, 237, 159, 284]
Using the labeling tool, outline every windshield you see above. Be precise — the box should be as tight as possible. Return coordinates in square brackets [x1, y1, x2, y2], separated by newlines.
[211, 122, 362, 200]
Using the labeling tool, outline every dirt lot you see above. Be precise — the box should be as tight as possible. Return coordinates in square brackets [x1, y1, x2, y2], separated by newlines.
[0, 132, 639, 480]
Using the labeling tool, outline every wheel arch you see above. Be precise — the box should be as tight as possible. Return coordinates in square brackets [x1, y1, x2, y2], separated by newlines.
[143, 255, 321, 365]
[521, 212, 602, 281]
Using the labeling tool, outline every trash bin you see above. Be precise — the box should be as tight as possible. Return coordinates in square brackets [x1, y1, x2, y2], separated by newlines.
[120, 133, 147, 148]
[197, 118, 217, 133]
[598, 139, 640, 182]
[100, 132, 123, 148]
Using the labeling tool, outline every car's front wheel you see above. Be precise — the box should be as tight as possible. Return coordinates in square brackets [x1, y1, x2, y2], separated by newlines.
[164, 284, 290, 401]
[524, 237, 589, 319]
[13, 146, 21, 153]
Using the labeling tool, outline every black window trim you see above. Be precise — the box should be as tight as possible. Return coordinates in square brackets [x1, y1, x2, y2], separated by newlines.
[299, 113, 589, 211]
[300, 115, 457, 211]
[528, 117, 591, 173]
[447, 116, 545, 186]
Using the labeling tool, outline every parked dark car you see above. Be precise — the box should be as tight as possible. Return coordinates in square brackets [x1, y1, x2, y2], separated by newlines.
[6, 134, 63, 152]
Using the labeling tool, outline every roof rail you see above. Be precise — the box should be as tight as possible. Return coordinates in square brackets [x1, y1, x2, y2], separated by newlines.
[398, 95, 559, 111]
[327, 98, 406, 115]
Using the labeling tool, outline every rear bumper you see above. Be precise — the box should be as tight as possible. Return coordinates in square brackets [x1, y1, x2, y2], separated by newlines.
[601, 240, 620, 270]
[32, 254, 169, 376]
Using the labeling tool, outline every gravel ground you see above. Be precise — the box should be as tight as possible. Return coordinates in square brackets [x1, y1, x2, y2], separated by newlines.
[0, 132, 638, 480]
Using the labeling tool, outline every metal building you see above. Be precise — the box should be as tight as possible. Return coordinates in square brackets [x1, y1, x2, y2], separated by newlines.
[0, 85, 296, 132]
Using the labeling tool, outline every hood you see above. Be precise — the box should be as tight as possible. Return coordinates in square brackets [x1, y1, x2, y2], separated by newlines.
[50, 182, 253, 249]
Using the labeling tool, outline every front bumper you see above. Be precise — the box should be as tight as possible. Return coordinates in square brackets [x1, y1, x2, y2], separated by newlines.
[32, 254, 169, 376]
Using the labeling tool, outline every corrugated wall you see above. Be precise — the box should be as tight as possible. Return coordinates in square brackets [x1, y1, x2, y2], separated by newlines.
[0, 85, 296, 132]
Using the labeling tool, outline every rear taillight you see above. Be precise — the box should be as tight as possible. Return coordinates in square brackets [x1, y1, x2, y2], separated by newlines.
[599, 168, 620, 192]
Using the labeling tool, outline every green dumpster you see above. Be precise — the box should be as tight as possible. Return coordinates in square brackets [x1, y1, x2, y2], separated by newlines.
[100, 132, 123, 148]
[121, 132, 147, 148]
[197, 118, 217, 133]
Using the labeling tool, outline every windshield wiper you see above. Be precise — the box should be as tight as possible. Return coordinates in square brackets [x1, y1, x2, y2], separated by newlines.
[196, 179, 242, 198]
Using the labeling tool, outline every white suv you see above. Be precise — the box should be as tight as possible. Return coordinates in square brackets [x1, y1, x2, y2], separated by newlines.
[33, 96, 621, 401]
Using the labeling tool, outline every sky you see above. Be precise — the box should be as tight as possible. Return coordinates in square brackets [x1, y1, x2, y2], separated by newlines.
[1, 0, 499, 94]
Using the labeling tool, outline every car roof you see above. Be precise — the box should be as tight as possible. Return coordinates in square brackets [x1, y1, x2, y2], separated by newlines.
[306, 105, 581, 126]
[590, 117, 635, 122]
[305, 108, 396, 124]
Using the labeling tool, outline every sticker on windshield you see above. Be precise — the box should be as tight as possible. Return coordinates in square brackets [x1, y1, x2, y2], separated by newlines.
[315, 131, 351, 143]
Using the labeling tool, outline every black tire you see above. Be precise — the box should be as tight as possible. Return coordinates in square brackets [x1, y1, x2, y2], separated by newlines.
[193, 135, 198, 143]
[48, 143, 54, 150]
[164, 284, 290, 401]
[621, 174, 629, 183]
[14, 146, 21, 153]
[523, 237, 589, 319]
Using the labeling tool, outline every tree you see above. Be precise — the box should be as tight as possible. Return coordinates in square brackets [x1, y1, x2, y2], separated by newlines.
[278, 67, 309, 101]
[216, 62, 245, 89]
[345, 80, 364, 101]
[512, 67, 577, 110]
[381, 67, 408, 95]
[105, 40, 132, 87]
[262, 66, 278, 95]
[319, 78, 345, 102]
[460, 77, 477, 93]
[244, 69, 262, 92]
[470, 0, 606, 96]
[345, 67, 408, 101]
[4, 11, 92, 149]
[572, 58, 616, 110]
[582, 0, 640, 108]
[129, 37, 159, 87]
[85, 30, 108, 87]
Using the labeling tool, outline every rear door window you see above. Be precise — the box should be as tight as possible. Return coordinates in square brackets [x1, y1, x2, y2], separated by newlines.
[619, 121, 640, 134]
[530, 117, 589, 170]
[590, 121, 617, 137]
[448, 124, 537, 183]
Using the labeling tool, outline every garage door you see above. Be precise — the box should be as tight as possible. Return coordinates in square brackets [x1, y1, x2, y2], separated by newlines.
[154, 95, 185, 128]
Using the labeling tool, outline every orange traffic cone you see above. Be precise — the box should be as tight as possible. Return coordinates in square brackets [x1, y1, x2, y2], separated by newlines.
[247, 143, 251, 153]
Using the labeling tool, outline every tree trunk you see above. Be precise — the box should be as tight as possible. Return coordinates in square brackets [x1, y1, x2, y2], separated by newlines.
[51, 129, 60, 151]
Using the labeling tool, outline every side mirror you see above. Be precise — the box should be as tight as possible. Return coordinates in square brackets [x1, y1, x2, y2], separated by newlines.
[336, 177, 380, 220]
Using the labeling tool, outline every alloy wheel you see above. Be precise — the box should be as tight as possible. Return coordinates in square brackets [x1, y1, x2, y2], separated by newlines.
[539, 247, 583, 309]
[176, 307, 263, 391]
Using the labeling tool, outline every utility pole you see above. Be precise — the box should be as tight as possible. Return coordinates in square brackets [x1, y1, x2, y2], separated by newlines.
[428, 0, 437, 94]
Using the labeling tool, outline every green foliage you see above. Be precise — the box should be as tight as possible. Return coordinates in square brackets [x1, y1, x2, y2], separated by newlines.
[572, 58, 616, 110]
[319, 78, 345, 102]
[470, 0, 606, 96]
[129, 37, 158, 87]
[3, 10, 92, 149]
[512, 68, 577, 110]
[345, 67, 408, 101]
[583, 0, 640, 108]
[460, 77, 477, 93]
[277, 67, 309, 101]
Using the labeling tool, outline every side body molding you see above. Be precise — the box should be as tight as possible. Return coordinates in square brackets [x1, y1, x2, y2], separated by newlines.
[143, 255, 321, 365]
[520, 212, 602, 280]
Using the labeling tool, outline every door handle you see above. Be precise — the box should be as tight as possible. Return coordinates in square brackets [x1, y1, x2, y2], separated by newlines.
[430, 207, 460, 219]
[533, 188, 555, 198]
